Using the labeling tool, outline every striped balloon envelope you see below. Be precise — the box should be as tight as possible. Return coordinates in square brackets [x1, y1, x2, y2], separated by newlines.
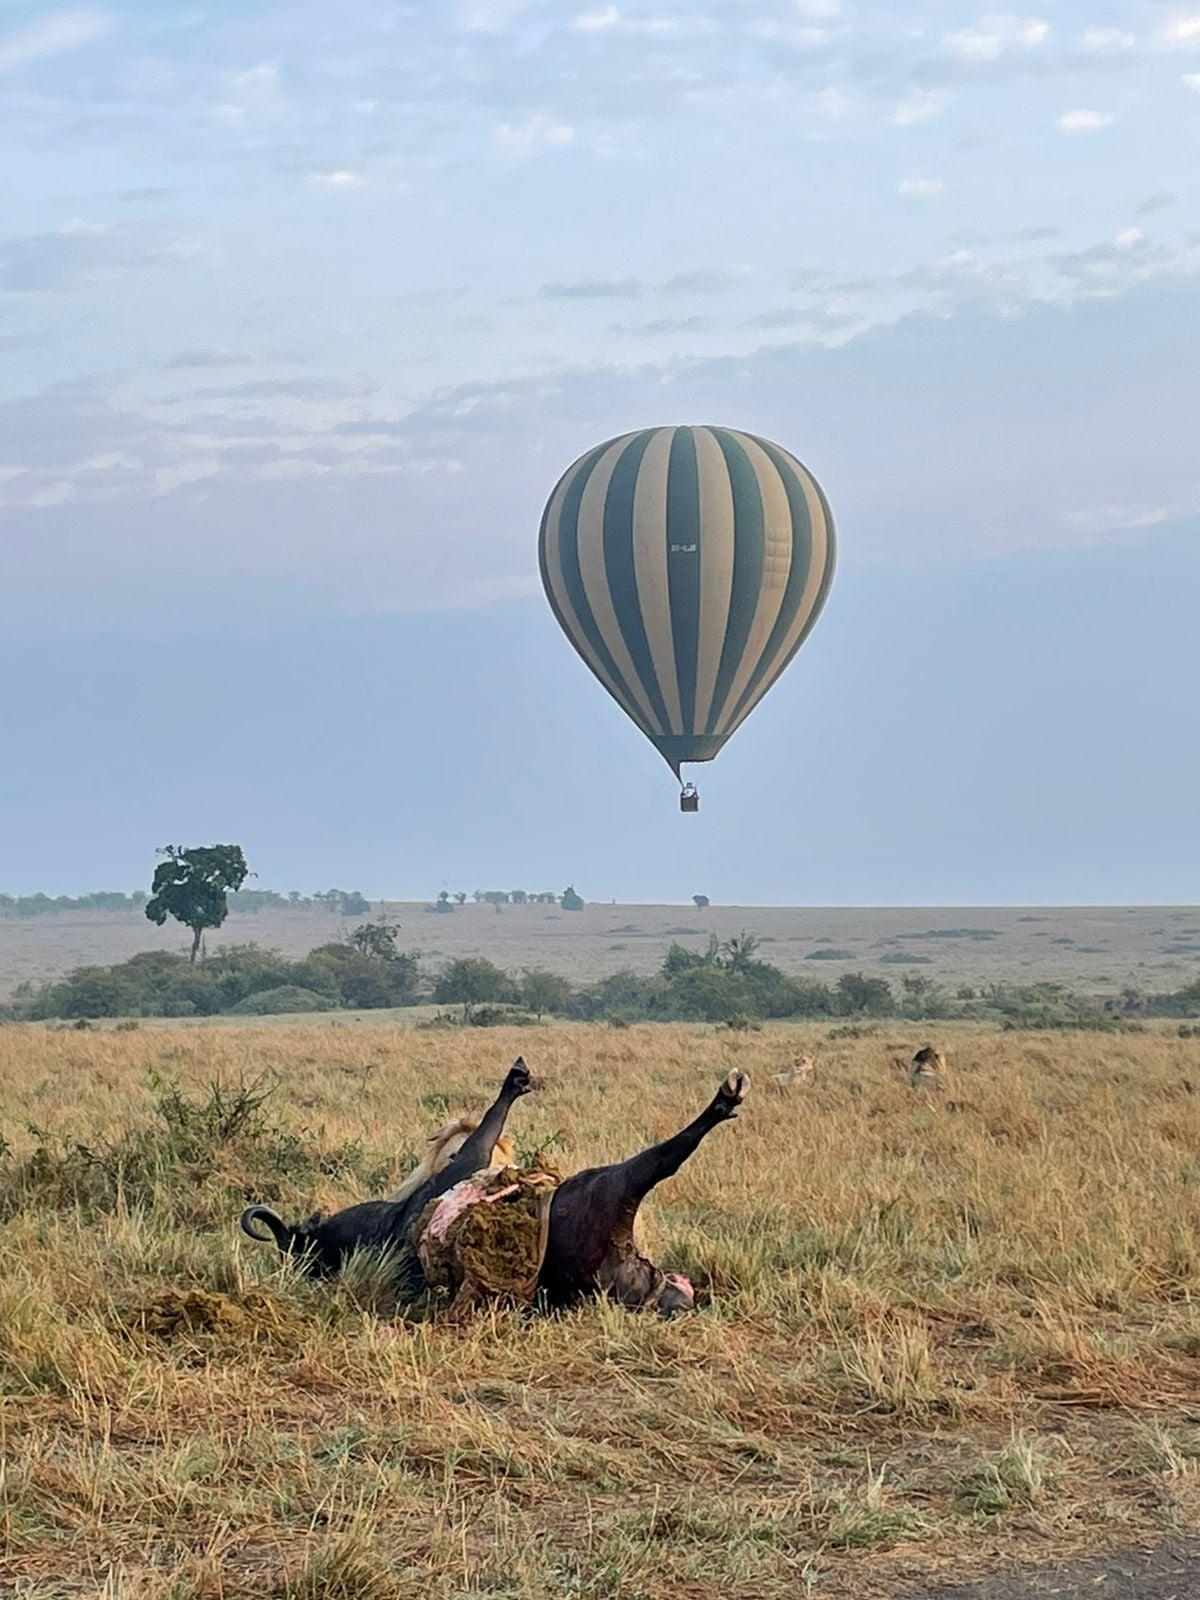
[538, 425, 836, 789]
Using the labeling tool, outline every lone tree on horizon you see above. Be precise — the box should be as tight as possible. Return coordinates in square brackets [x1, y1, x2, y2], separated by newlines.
[145, 844, 250, 962]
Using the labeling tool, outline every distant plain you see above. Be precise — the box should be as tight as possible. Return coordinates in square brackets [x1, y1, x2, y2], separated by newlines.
[2, 901, 1200, 1001]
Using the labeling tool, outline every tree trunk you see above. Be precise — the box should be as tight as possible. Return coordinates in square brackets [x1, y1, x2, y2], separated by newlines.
[190, 925, 203, 964]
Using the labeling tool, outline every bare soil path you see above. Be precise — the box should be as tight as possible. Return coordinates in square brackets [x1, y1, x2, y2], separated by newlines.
[920, 1543, 1200, 1599]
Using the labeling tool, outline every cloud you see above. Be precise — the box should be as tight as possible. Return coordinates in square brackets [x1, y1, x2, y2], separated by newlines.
[574, 5, 619, 29]
[898, 177, 944, 199]
[1137, 192, 1177, 215]
[1158, 14, 1200, 45]
[814, 85, 850, 120]
[1076, 27, 1135, 51]
[942, 14, 1049, 62]
[214, 63, 285, 126]
[0, 8, 109, 72]
[454, 0, 535, 30]
[0, 330, 48, 352]
[1057, 109, 1113, 134]
[1050, 230, 1183, 286]
[539, 277, 642, 299]
[1185, 72, 1200, 91]
[188, 377, 378, 402]
[1065, 502, 1172, 536]
[118, 186, 175, 204]
[491, 113, 574, 159]
[571, 7, 680, 34]
[658, 269, 745, 296]
[0, 222, 178, 291]
[893, 88, 950, 125]
[612, 315, 711, 335]
[743, 307, 821, 330]
[308, 169, 367, 189]
[161, 351, 256, 370]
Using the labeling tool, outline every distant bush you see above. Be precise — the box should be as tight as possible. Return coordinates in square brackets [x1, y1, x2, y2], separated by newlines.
[569, 969, 664, 1022]
[520, 968, 574, 1018]
[433, 957, 517, 1011]
[228, 986, 333, 1015]
[13, 923, 1195, 1033]
[0, 887, 379, 918]
[560, 886, 585, 912]
[15, 938, 423, 1020]
[806, 948, 856, 961]
[836, 973, 895, 1015]
[467, 1005, 540, 1028]
[0, 891, 148, 917]
[296, 943, 421, 1010]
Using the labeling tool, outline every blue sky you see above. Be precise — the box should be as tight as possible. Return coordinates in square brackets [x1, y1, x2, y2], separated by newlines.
[1, 0, 1197, 902]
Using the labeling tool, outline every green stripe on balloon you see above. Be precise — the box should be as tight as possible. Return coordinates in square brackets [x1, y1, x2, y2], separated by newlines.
[602, 430, 671, 738]
[553, 440, 653, 736]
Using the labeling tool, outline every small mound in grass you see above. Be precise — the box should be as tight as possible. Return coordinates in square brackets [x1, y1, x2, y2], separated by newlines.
[125, 1287, 305, 1348]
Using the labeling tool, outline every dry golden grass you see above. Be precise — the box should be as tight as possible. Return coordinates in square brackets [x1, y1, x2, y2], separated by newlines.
[1, 1020, 1199, 1599]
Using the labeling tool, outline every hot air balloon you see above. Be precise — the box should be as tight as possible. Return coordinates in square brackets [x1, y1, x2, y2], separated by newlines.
[538, 425, 836, 811]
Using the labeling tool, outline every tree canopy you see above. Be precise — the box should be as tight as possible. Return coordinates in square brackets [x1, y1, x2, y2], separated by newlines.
[144, 844, 250, 962]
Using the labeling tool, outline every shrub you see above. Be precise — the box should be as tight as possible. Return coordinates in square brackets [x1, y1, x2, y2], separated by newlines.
[665, 964, 756, 1022]
[569, 969, 664, 1021]
[204, 945, 298, 1009]
[29, 965, 140, 1020]
[298, 943, 421, 1009]
[433, 957, 517, 1009]
[836, 973, 895, 1015]
[0, 1075, 385, 1223]
[467, 1005, 540, 1028]
[228, 986, 333, 1015]
[520, 968, 574, 1018]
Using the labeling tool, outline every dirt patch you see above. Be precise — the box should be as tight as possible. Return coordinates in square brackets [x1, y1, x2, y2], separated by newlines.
[917, 1541, 1200, 1599]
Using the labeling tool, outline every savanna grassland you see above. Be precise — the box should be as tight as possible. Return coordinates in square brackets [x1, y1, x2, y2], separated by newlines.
[2, 1020, 1200, 1599]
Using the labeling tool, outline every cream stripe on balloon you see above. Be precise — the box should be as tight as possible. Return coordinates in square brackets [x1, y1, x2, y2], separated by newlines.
[541, 459, 648, 734]
[721, 451, 831, 737]
[691, 427, 736, 732]
[710, 431, 795, 736]
[575, 435, 664, 736]
[631, 427, 683, 735]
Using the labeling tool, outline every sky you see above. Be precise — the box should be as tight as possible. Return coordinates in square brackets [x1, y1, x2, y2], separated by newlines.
[0, 0, 1197, 903]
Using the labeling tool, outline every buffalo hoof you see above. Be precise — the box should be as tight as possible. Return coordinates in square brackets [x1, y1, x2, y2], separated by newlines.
[714, 1069, 750, 1118]
[506, 1058, 536, 1096]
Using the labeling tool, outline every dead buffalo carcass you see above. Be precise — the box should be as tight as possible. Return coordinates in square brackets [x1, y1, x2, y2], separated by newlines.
[240, 1058, 749, 1317]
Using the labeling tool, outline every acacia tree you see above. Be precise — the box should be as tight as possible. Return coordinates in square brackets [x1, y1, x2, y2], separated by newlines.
[349, 921, 400, 959]
[145, 844, 250, 962]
